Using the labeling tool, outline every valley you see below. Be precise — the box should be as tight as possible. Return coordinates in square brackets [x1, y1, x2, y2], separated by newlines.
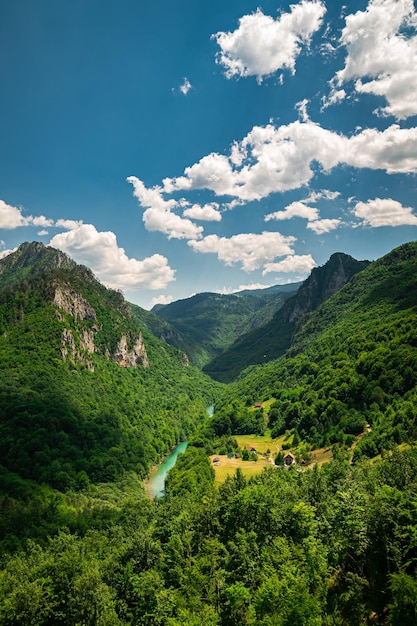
[0, 240, 417, 624]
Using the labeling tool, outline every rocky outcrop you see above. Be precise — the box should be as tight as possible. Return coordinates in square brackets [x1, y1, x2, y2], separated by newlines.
[60, 328, 95, 371]
[283, 253, 369, 323]
[53, 284, 97, 321]
[112, 334, 149, 368]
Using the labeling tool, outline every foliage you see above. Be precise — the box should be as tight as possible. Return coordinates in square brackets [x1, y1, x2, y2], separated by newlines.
[153, 286, 298, 368]
[205, 252, 369, 382]
[0, 243, 222, 495]
[1, 241, 417, 624]
[219, 242, 417, 449]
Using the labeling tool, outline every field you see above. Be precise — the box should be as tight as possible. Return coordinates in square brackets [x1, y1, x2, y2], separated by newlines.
[209, 432, 336, 483]
[209, 454, 273, 483]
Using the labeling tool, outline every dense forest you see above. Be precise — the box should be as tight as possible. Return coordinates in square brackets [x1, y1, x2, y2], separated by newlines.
[1, 241, 417, 624]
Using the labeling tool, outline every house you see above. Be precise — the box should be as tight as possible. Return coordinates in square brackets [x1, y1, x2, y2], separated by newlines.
[284, 452, 295, 466]
[254, 402, 262, 409]
[212, 457, 220, 466]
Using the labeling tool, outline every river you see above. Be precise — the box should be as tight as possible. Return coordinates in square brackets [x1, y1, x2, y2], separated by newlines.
[146, 406, 214, 499]
[147, 441, 188, 499]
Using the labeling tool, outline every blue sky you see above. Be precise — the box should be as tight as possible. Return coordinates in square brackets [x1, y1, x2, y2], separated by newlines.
[1, 0, 417, 309]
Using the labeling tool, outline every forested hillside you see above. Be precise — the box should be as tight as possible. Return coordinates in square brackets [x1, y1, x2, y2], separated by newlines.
[205, 252, 369, 382]
[152, 284, 299, 367]
[219, 242, 417, 457]
[0, 243, 221, 491]
[1, 241, 417, 625]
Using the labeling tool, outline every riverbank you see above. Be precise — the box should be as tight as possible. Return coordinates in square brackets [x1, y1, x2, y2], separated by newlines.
[146, 441, 188, 499]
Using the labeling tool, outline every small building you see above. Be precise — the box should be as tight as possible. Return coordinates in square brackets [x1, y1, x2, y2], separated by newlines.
[284, 452, 295, 466]
[213, 457, 220, 466]
[254, 402, 262, 409]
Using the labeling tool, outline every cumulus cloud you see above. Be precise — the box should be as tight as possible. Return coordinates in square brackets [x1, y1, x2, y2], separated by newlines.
[307, 218, 341, 233]
[0, 199, 82, 232]
[334, 0, 417, 119]
[0, 247, 17, 259]
[151, 294, 174, 306]
[127, 176, 203, 240]
[188, 231, 296, 272]
[213, 1, 326, 82]
[182, 203, 222, 221]
[165, 121, 417, 202]
[31, 215, 54, 227]
[265, 201, 319, 222]
[179, 78, 192, 95]
[49, 223, 175, 291]
[263, 254, 316, 275]
[265, 194, 342, 234]
[0, 200, 29, 229]
[353, 198, 417, 227]
[234, 282, 273, 292]
[55, 218, 84, 230]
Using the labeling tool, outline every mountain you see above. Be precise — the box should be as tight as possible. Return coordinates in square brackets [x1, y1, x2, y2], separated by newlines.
[151, 283, 300, 367]
[1, 241, 417, 625]
[0, 242, 221, 491]
[128, 301, 207, 367]
[220, 242, 417, 454]
[205, 252, 370, 382]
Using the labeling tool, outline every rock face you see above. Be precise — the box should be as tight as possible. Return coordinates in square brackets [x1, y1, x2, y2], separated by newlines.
[60, 328, 96, 371]
[112, 334, 149, 368]
[283, 253, 369, 324]
[53, 284, 148, 369]
[53, 284, 97, 321]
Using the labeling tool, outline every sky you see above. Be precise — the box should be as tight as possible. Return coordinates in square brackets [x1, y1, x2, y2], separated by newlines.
[1, 0, 417, 310]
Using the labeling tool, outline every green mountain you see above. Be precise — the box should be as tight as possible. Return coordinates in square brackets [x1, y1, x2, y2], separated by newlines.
[1, 241, 417, 625]
[128, 301, 207, 366]
[205, 252, 369, 382]
[0, 242, 221, 491]
[152, 283, 300, 367]
[219, 242, 417, 453]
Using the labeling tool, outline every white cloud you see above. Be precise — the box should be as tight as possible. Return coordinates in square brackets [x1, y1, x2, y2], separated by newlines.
[0, 247, 17, 259]
[321, 88, 346, 110]
[263, 254, 316, 275]
[353, 198, 417, 227]
[0, 200, 29, 229]
[334, 0, 417, 119]
[37, 229, 49, 236]
[305, 189, 341, 202]
[55, 218, 84, 230]
[165, 121, 417, 202]
[31, 215, 54, 227]
[0, 200, 85, 232]
[151, 294, 174, 306]
[295, 98, 310, 122]
[49, 223, 175, 290]
[182, 202, 222, 221]
[234, 282, 272, 292]
[345, 124, 417, 173]
[179, 77, 192, 95]
[265, 201, 319, 222]
[127, 176, 203, 240]
[188, 231, 296, 272]
[213, 1, 326, 83]
[265, 195, 342, 234]
[306, 218, 342, 233]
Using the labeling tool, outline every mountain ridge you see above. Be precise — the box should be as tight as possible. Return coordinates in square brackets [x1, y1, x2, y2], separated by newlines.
[204, 252, 369, 381]
[0, 241, 221, 489]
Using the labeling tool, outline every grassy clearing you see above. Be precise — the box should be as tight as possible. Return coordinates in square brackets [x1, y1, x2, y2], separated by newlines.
[210, 432, 337, 484]
[210, 454, 272, 483]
